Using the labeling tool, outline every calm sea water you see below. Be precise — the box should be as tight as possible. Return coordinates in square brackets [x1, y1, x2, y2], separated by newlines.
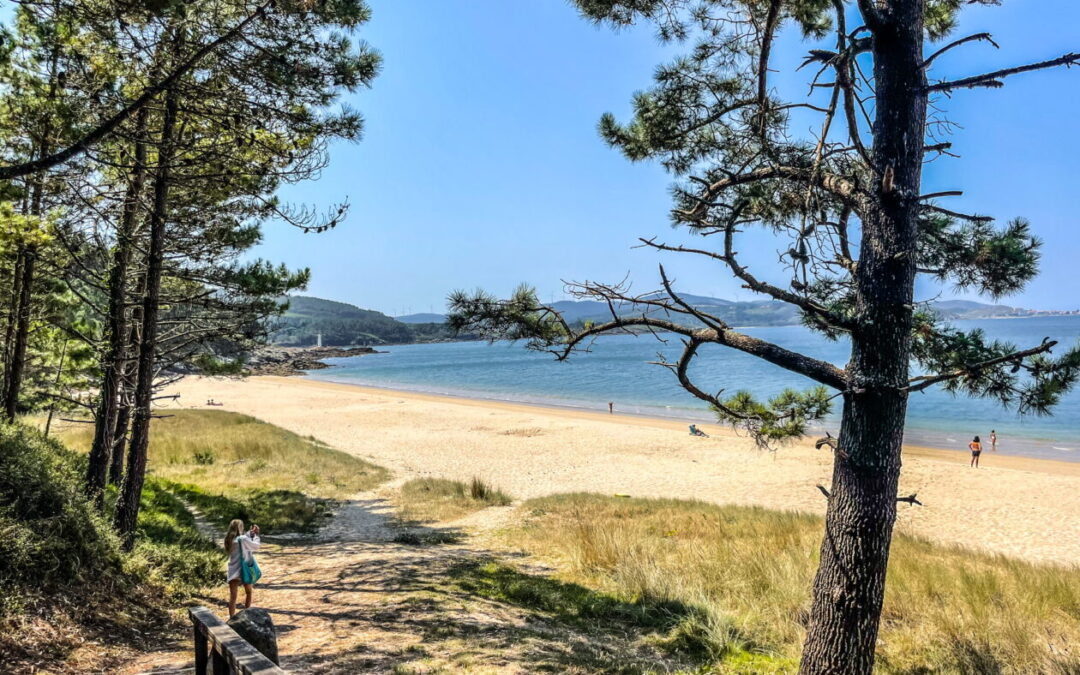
[306, 316, 1080, 462]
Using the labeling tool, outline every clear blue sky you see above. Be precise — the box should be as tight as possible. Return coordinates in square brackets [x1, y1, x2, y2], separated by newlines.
[264, 0, 1080, 316]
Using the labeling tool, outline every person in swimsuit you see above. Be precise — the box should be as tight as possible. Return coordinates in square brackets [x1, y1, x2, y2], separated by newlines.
[224, 519, 261, 617]
[969, 435, 982, 468]
[990, 430, 997, 451]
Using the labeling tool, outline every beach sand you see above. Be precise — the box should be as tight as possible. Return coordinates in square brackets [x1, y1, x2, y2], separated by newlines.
[168, 375, 1080, 567]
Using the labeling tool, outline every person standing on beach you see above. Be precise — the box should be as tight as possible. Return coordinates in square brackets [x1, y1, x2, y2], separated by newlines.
[990, 430, 997, 451]
[608, 402, 613, 414]
[969, 436, 983, 468]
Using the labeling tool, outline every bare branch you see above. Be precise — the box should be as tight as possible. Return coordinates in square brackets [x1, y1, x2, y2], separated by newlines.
[927, 52, 1080, 93]
[921, 32, 998, 70]
[919, 191, 963, 200]
[921, 204, 993, 223]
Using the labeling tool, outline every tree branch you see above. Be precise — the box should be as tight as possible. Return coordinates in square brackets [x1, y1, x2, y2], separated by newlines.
[921, 32, 998, 70]
[678, 166, 864, 223]
[0, 1, 273, 180]
[557, 314, 848, 390]
[926, 52, 1080, 93]
[905, 338, 1058, 393]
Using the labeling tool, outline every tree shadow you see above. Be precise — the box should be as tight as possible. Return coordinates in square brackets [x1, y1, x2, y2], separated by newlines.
[281, 555, 707, 674]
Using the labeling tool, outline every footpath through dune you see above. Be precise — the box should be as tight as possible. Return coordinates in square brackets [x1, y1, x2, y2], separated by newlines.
[123, 480, 682, 674]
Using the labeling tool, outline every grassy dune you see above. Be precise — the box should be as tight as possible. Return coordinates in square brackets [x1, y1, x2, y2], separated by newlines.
[505, 494, 1080, 674]
[397, 477, 512, 523]
[57, 409, 389, 532]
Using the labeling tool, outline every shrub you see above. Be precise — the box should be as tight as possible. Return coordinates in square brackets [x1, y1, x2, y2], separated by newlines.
[0, 423, 122, 593]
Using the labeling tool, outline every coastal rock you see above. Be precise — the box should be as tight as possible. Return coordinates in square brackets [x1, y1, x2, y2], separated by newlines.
[246, 345, 382, 376]
[227, 607, 279, 664]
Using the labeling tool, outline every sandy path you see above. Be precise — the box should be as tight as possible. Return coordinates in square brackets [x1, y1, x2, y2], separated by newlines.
[166, 376, 1080, 567]
[125, 482, 682, 675]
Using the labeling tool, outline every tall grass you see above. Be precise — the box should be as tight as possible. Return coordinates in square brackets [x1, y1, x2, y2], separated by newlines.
[398, 477, 512, 523]
[508, 494, 1080, 673]
[55, 409, 390, 532]
[57, 410, 388, 498]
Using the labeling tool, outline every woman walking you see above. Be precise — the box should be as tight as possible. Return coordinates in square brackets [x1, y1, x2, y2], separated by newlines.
[224, 519, 261, 618]
[969, 436, 983, 468]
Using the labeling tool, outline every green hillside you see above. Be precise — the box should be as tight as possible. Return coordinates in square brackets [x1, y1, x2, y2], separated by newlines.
[272, 296, 463, 346]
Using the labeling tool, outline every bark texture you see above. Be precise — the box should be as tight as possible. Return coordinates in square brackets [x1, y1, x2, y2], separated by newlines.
[799, 2, 927, 673]
[3, 245, 36, 421]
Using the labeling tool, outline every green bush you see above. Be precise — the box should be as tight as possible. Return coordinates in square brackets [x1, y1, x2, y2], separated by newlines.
[0, 423, 122, 594]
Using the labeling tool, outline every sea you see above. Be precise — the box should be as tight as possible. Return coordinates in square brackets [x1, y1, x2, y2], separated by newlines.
[305, 316, 1080, 463]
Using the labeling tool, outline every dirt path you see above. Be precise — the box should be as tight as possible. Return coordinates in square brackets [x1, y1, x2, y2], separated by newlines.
[124, 484, 680, 674]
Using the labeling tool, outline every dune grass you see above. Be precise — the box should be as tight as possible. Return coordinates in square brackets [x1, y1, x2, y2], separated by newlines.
[503, 494, 1080, 674]
[56, 409, 389, 532]
[397, 477, 512, 523]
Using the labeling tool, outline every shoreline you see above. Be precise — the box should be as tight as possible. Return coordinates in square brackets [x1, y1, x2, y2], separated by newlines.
[301, 373, 1080, 476]
[166, 375, 1080, 565]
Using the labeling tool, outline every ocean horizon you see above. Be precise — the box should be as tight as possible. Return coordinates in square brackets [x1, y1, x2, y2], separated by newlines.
[305, 315, 1080, 463]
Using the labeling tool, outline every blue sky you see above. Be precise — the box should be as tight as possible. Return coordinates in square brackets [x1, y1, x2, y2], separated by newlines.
[264, 0, 1080, 316]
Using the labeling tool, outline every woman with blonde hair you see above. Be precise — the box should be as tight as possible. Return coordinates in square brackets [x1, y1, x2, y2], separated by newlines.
[224, 519, 262, 618]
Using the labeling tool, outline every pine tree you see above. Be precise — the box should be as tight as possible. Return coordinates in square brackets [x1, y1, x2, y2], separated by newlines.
[449, 2, 1080, 671]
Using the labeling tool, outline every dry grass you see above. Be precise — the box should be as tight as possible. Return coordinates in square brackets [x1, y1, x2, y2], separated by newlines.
[53, 410, 390, 532]
[397, 477, 512, 523]
[55, 409, 388, 501]
[506, 494, 1080, 674]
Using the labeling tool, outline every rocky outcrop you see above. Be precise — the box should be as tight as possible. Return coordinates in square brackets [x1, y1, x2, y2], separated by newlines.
[246, 346, 381, 376]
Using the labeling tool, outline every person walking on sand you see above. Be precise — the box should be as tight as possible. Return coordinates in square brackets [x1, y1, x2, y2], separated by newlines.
[225, 519, 262, 618]
[969, 435, 983, 468]
[990, 429, 997, 451]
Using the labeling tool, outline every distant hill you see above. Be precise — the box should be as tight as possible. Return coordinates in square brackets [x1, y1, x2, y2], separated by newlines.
[273, 294, 1063, 347]
[545, 295, 1055, 326]
[272, 297, 463, 346]
[395, 313, 447, 324]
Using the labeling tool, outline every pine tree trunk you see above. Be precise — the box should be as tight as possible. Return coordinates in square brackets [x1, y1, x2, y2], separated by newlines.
[3, 244, 36, 421]
[87, 108, 149, 500]
[1, 250, 26, 409]
[3, 48, 60, 423]
[113, 85, 179, 548]
[799, 3, 926, 673]
[109, 398, 131, 485]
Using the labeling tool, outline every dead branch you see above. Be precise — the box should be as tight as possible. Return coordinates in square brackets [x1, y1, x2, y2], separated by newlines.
[927, 52, 1080, 93]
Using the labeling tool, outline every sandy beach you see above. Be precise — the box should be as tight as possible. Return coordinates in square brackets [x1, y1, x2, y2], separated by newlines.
[167, 375, 1080, 567]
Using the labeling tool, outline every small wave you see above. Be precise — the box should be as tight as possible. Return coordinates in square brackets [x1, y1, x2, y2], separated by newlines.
[1052, 446, 1076, 452]
[946, 437, 958, 443]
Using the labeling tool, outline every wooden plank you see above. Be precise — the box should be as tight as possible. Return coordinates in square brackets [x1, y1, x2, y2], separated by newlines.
[188, 606, 287, 674]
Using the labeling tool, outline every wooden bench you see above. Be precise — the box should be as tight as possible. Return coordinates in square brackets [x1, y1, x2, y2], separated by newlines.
[189, 606, 287, 674]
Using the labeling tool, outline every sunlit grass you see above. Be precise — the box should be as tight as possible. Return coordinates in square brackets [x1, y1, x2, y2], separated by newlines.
[55, 409, 390, 532]
[397, 477, 512, 523]
[504, 494, 1080, 674]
